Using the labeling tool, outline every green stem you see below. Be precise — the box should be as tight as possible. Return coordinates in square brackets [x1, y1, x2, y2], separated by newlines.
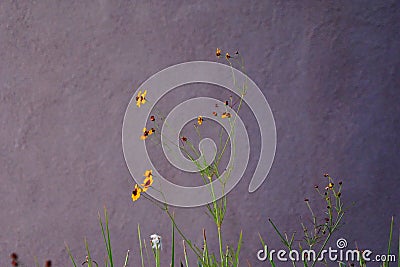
[155, 248, 160, 267]
[138, 224, 145, 267]
[164, 209, 203, 260]
[218, 225, 224, 265]
[311, 212, 344, 267]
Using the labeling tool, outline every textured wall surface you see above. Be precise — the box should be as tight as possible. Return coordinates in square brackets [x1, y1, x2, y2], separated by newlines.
[0, 1, 399, 266]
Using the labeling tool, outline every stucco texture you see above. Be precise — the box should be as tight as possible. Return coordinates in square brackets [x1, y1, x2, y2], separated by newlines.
[0, 1, 399, 266]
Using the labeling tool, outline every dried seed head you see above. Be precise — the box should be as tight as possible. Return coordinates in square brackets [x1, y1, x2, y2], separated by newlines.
[216, 48, 221, 57]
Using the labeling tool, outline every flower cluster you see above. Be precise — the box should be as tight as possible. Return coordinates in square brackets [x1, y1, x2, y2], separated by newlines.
[131, 170, 154, 202]
[221, 112, 231, 119]
[197, 116, 203, 125]
[140, 127, 155, 140]
[215, 47, 239, 60]
[136, 90, 147, 107]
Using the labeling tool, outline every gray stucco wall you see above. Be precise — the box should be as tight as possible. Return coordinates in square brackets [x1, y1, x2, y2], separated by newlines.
[0, 1, 399, 266]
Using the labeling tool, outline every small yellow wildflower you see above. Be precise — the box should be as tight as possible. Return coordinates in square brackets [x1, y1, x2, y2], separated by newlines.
[132, 184, 142, 202]
[144, 169, 153, 178]
[141, 176, 153, 192]
[197, 116, 203, 125]
[140, 127, 154, 140]
[216, 48, 221, 57]
[225, 52, 231, 59]
[136, 90, 147, 107]
[140, 127, 149, 140]
[221, 112, 231, 119]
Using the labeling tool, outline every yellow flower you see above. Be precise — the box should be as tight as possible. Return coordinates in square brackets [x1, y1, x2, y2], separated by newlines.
[225, 52, 231, 59]
[216, 48, 221, 57]
[136, 90, 147, 107]
[221, 112, 231, 119]
[144, 169, 153, 178]
[132, 184, 142, 202]
[141, 176, 153, 192]
[140, 127, 154, 140]
[140, 127, 149, 140]
[197, 116, 203, 125]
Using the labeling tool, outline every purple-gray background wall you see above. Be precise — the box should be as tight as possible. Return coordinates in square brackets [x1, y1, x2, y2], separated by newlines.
[0, 1, 399, 266]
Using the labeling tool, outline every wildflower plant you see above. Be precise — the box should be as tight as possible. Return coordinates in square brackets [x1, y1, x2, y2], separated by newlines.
[257, 174, 345, 267]
[127, 48, 248, 267]
[258, 175, 398, 267]
[63, 50, 398, 267]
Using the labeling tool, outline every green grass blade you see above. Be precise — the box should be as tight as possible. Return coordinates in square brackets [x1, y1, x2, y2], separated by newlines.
[99, 208, 114, 267]
[183, 240, 189, 267]
[84, 237, 93, 267]
[268, 219, 289, 247]
[234, 231, 243, 267]
[385, 216, 394, 267]
[99, 212, 109, 263]
[105, 208, 114, 267]
[143, 237, 152, 267]
[65, 242, 78, 267]
[397, 229, 399, 267]
[258, 233, 276, 267]
[171, 215, 175, 267]
[138, 224, 145, 267]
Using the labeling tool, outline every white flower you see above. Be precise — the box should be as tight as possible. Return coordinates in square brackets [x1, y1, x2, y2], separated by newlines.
[150, 234, 162, 250]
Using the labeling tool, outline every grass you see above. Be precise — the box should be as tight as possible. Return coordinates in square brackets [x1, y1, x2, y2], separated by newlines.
[258, 175, 398, 267]
[59, 50, 398, 266]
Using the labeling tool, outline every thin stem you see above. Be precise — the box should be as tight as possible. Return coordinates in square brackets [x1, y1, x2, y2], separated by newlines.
[311, 212, 344, 267]
[218, 225, 224, 265]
